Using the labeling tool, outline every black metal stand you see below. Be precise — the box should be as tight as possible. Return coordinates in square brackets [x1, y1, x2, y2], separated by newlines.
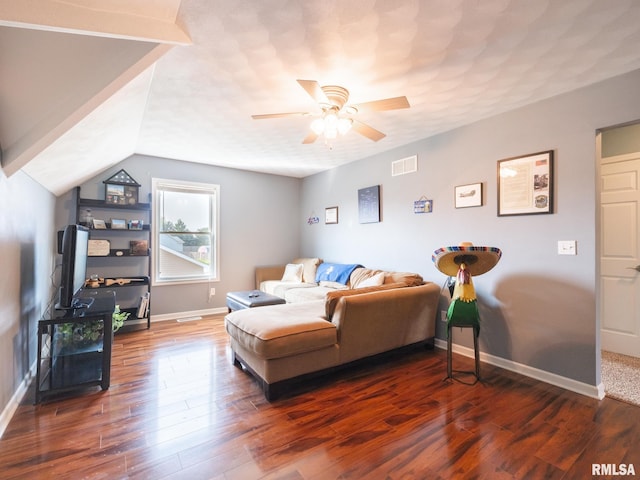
[36, 290, 115, 403]
[445, 322, 480, 385]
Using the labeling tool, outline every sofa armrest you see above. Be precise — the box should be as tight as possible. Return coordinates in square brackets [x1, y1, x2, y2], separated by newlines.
[255, 265, 286, 289]
[331, 283, 440, 364]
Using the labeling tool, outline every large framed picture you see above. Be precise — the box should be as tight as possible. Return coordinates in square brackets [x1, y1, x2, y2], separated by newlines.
[497, 150, 554, 216]
[358, 185, 380, 223]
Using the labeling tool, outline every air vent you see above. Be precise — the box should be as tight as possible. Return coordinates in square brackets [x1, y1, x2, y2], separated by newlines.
[391, 155, 417, 176]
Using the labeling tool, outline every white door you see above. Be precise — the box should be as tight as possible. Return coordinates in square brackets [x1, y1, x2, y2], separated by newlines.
[600, 152, 640, 357]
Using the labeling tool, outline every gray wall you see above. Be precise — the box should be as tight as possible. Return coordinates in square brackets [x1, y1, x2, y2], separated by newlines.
[57, 155, 302, 316]
[300, 68, 640, 387]
[0, 170, 56, 416]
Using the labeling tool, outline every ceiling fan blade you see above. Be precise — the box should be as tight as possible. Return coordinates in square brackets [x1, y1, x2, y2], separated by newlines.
[350, 96, 410, 113]
[352, 120, 386, 142]
[252, 112, 310, 120]
[302, 131, 319, 144]
[297, 79, 330, 105]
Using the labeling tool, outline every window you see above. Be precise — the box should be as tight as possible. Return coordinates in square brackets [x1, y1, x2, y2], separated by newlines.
[152, 178, 220, 285]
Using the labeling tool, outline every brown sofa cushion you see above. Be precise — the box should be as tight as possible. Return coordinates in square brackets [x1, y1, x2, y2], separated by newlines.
[349, 268, 424, 289]
[225, 301, 336, 359]
[325, 282, 406, 320]
[385, 271, 424, 287]
[292, 257, 322, 283]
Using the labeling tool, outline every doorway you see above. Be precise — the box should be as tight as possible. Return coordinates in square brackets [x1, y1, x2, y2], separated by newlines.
[598, 122, 640, 358]
[598, 121, 640, 405]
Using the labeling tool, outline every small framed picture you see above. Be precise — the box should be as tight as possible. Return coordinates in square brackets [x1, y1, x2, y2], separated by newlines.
[110, 218, 127, 229]
[325, 206, 338, 224]
[414, 198, 433, 214]
[92, 219, 107, 229]
[455, 183, 483, 208]
[130, 240, 149, 256]
[128, 220, 144, 230]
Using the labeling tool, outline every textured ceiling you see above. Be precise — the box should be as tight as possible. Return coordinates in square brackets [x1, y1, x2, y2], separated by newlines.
[4, 0, 640, 195]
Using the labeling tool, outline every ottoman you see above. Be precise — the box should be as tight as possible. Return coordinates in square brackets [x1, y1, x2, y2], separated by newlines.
[226, 290, 286, 312]
[224, 300, 339, 399]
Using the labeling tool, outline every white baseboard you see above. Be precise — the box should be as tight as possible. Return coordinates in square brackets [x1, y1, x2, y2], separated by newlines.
[434, 339, 605, 400]
[150, 306, 228, 323]
[0, 363, 36, 439]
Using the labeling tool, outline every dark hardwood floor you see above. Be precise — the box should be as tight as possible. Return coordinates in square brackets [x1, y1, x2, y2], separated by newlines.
[2, 315, 639, 479]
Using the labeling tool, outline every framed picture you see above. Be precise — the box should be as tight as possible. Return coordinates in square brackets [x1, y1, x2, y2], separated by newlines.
[498, 150, 554, 216]
[104, 169, 141, 205]
[110, 218, 127, 229]
[92, 218, 107, 229]
[358, 185, 380, 223]
[325, 206, 338, 224]
[414, 198, 433, 214]
[455, 183, 483, 208]
[128, 220, 144, 230]
[105, 184, 138, 205]
[87, 239, 110, 256]
[130, 240, 149, 256]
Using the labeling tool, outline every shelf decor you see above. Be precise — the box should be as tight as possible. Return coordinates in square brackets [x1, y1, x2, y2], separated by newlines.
[75, 186, 152, 331]
[104, 169, 140, 206]
[455, 183, 483, 208]
[498, 150, 553, 216]
[88, 239, 110, 256]
[130, 240, 149, 256]
[110, 218, 127, 229]
[92, 219, 107, 229]
[128, 219, 144, 230]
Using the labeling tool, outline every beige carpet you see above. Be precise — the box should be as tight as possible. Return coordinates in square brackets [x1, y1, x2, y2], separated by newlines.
[602, 351, 640, 407]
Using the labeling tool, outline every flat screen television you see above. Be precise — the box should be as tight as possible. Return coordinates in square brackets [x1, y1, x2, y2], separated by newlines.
[56, 224, 90, 310]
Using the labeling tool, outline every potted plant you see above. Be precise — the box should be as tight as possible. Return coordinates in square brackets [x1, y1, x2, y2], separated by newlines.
[55, 306, 130, 353]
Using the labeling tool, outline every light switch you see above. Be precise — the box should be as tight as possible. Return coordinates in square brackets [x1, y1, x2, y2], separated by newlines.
[558, 240, 577, 255]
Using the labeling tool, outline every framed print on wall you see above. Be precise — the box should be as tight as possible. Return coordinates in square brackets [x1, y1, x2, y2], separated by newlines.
[455, 183, 483, 208]
[325, 206, 338, 224]
[497, 150, 554, 216]
[358, 185, 380, 223]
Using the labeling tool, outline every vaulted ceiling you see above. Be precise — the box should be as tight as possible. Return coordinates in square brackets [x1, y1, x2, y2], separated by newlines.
[2, 0, 640, 196]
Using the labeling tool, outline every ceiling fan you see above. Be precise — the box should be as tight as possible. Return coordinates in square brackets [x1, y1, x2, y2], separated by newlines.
[251, 79, 410, 144]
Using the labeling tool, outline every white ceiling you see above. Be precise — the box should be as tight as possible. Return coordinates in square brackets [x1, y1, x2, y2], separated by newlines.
[2, 0, 640, 195]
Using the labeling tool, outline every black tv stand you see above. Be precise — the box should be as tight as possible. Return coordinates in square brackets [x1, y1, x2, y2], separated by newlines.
[54, 296, 95, 312]
[71, 296, 95, 310]
[36, 290, 116, 403]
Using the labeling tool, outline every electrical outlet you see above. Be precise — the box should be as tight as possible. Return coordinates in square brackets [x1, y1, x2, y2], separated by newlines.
[441, 310, 448, 322]
[209, 287, 216, 296]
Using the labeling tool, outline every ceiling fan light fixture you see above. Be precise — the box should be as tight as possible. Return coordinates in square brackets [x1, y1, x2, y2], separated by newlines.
[324, 111, 338, 128]
[338, 117, 352, 134]
[253, 79, 409, 144]
[324, 127, 338, 139]
[310, 118, 325, 134]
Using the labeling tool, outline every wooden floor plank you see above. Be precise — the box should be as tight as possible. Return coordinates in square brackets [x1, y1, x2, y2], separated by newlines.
[1, 314, 640, 479]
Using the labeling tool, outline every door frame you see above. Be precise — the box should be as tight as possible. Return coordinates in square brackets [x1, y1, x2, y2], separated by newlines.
[596, 120, 640, 391]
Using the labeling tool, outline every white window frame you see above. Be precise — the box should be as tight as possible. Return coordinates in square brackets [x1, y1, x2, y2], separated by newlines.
[152, 178, 220, 286]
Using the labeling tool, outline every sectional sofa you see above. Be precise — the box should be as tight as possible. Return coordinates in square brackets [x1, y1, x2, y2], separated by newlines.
[224, 259, 441, 400]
